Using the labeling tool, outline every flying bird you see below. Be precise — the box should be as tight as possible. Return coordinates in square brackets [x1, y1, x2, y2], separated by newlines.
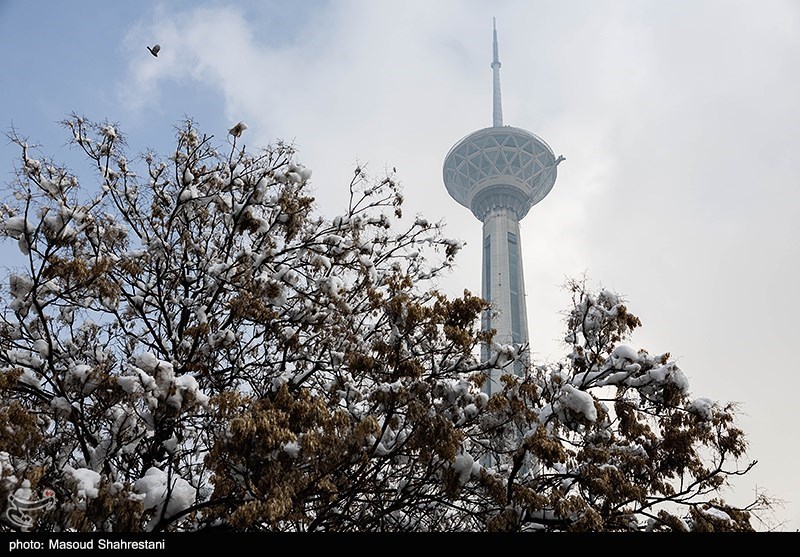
[147, 44, 161, 57]
[228, 121, 248, 138]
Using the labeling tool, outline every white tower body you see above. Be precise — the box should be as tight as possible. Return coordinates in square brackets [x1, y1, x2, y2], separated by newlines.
[443, 19, 563, 394]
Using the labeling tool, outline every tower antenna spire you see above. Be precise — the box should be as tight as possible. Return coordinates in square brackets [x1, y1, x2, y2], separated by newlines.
[492, 17, 503, 127]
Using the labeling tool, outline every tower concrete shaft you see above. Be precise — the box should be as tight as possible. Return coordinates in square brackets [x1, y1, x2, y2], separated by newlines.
[480, 207, 528, 394]
[442, 19, 564, 394]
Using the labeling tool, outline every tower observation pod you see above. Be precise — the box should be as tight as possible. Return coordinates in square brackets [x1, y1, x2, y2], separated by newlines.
[443, 18, 564, 395]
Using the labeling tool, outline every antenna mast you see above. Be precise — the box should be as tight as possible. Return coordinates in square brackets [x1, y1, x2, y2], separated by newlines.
[492, 17, 503, 127]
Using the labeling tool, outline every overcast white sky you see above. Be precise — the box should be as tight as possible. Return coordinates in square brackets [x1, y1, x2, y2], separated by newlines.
[1, 0, 798, 531]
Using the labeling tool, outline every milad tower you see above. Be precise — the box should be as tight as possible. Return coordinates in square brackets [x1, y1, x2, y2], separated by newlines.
[443, 19, 564, 395]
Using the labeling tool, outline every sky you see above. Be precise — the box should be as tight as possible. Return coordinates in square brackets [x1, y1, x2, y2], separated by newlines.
[1, 0, 799, 531]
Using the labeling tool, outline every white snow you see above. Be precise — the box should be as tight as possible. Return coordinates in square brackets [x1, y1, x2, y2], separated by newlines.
[208, 262, 229, 278]
[194, 305, 208, 325]
[38, 177, 61, 197]
[135, 352, 160, 373]
[561, 384, 598, 422]
[162, 437, 178, 455]
[65, 466, 102, 498]
[311, 254, 332, 270]
[169, 374, 209, 409]
[624, 363, 690, 394]
[19, 369, 42, 389]
[0, 216, 34, 239]
[688, 397, 715, 420]
[178, 185, 199, 203]
[701, 506, 732, 522]
[9, 274, 33, 306]
[32, 339, 49, 357]
[136, 370, 157, 392]
[453, 453, 476, 486]
[13, 479, 33, 501]
[283, 441, 301, 457]
[69, 364, 91, 382]
[133, 467, 197, 531]
[318, 276, 345, 297]
[0, 451, 15, 477]
[611, 344, 639, 362]
[134, 352, 208, 409]
[287, 163, 311, 182]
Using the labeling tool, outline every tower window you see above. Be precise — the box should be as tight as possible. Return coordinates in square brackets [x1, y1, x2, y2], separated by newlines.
[481, 235, 492, 364]
[508, 232, 522, 343]
[482, 235, 492, 330]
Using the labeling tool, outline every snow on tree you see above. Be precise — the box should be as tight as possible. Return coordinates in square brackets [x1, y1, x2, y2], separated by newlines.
[0, 116, 773, 532]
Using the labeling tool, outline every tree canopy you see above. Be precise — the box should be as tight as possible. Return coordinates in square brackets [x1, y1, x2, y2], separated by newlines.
[0, 116, 770, 532]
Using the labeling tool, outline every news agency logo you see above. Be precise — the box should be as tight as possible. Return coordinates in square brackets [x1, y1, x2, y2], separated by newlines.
[5, 485, 56, 531]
